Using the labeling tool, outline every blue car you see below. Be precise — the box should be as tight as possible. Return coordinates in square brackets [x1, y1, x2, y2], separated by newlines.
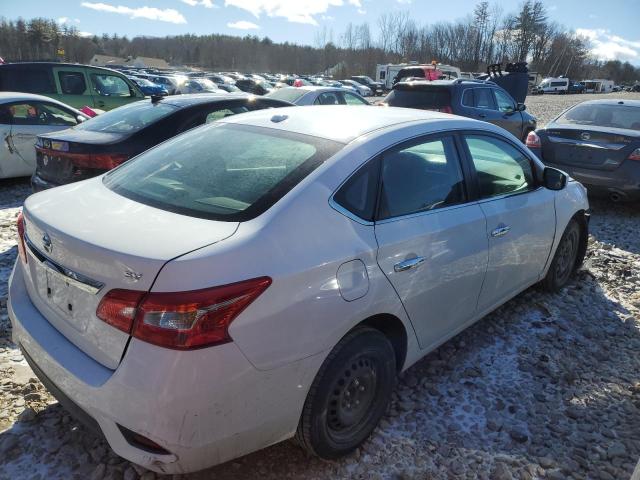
[128, 77, 168, 96]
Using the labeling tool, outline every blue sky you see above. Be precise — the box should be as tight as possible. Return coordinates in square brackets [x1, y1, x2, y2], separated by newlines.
[4, 0, 640, 65]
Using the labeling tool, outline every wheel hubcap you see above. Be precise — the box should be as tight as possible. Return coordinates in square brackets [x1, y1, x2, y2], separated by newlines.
[328, 357, 377, 433]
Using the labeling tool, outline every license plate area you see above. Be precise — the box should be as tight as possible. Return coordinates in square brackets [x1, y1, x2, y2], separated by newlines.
[35, 261, 87, 332]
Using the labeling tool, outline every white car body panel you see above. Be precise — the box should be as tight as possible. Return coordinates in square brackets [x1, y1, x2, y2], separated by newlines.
[8, 106, 589, 473]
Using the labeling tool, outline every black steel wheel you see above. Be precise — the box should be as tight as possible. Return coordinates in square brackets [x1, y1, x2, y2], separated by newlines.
[542, 219, 582, 292]
[295, 327, 396, 459]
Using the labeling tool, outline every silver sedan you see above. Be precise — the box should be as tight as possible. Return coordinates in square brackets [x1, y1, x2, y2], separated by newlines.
[265, 86, 370, 106]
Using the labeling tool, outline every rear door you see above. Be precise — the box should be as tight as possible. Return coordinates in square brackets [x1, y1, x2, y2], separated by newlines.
[53, 66, 93, 109]
[374, 134, 488, 350]
[462, 133, 555, 311]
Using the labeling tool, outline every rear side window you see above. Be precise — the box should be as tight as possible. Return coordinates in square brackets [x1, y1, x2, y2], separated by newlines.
[385, 87, 451, 110]
[333, 157, 380, 222]
[58, 71, 87, 95]
[74, 101, 176, 133]
[462, 89, 474, 107]
[378, 136, 465, 219]
[104, 124, 342, 221]
[0, 66, 55, 94]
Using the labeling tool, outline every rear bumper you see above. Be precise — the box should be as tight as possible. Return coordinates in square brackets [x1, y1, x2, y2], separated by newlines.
[8, 260, 321, 474]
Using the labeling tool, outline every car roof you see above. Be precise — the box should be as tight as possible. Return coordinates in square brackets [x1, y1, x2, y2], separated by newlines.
[0, 62, 123, 75]
[219, 105, 486, 143]
[0, 91, 83, 112]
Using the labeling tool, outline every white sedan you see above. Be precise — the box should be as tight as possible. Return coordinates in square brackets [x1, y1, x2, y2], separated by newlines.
[9, 106, 589, 474]
[0, 92, 88, 179]
[266, 86, 370, 105]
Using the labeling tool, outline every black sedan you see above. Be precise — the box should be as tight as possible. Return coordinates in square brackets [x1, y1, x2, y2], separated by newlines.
[527, 99, 640, 202]
[33, 94, 291, 191]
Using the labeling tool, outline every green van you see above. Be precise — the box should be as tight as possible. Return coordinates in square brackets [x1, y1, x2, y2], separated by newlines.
[0, 63, 145, 111]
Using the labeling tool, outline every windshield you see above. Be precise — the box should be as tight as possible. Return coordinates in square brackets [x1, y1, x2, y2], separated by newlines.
[195, 79, 217, 90]
[266, 88, 306, 103]
[555, 103, 640, 131]
[133, 78, 154, 87]
[74, 101, 177, 134]
[104, 123, 342, 221]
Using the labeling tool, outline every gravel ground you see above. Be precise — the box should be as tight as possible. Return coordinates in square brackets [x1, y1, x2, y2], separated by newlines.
[1, 93, 640, 480]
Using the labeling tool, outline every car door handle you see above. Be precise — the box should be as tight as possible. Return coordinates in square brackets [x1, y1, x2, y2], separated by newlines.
[394, 256, 425, 273]
[491, 225, 511, 237]
[478, 113, 487, 118]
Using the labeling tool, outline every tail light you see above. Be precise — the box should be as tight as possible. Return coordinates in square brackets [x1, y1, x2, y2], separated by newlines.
[526, 131, 542, 149]
[628, 148, 640, 161]
[439, 106, 453, 114]
[70, 153, 130, 170]
[16, 212, 27, 264]
[96, 277, 272, 350]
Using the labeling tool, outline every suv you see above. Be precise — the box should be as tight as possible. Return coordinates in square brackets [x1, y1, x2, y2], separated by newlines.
[350, 75, 384, 95]
[381, 79, 537, 142]
[0, 63, 145, 110]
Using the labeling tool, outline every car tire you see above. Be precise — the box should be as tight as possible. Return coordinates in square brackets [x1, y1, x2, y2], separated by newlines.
[295, 327, 396, 459]
[542, 219, 583, 292]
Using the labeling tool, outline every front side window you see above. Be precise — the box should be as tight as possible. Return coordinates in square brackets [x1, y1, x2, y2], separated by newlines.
[104, 123, 342, 221]
[343, 93, 368, 105]
[494, 89, 515, 113]
[58, 71, 87, 95]
[378, 136, 465, 219]
[474, 88, 495, 109]
[315, 92, 341, 105]
[91, 74, 132, 97]
[465, 135, 534, 198]
[74, 101, 176, 133]
[39, 103, 79, 126]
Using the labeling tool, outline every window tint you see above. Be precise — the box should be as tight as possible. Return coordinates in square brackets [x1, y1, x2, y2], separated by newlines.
[91, 74, 132, 97]
[3, 102, 77, 126]
[104, 124, 342, 221]
[465, 135, 534, 198]
[58, 71, 87, 95]
[385, 87, 451, 109]
[343, 93, 368, 105]
[75, 101, 176, 133]
[494, 89, 515, 113]
[333, 157, 380, 222]
[462, 89, 474, 107]
[550, 81, 567, 87]
[315, 92, 341, 105]
[39, 103, 79, 126]
[0, 66, 55, 94]
[378, 136, 465, 219]
[205, 106, 249, 123]
[474, 88, 495, 109]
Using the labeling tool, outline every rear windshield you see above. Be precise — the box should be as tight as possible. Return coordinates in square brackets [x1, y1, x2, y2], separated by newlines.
[104, 123, 342, 221]
[384, 87, 451, 109]
[74, 101, 177, 134]
[556, 103, 640, 131]
[266, 88, 306, 103]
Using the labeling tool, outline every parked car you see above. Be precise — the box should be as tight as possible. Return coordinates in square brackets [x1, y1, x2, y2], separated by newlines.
[0, 92, 89, 179]
[266, 86, 370, 106]
[32, 94, 290, 191]
[527, 99, 640, 202]
[535, 77, 570, 94]
[568, 82, 586, 94]
[0, 63, 145, 110]
[145, 75, 183, 95]
[128, 77, 168, 97]
[206, 74, 236, 87]
[350, 75, 385, 95]
[235, 78, 273, 95]
[176, 78, 220, 95]
[10, 105, 589, 474]
[217, 83, 242, 93]
[381, 79, 537, 142]
[340, 79, 373, 97]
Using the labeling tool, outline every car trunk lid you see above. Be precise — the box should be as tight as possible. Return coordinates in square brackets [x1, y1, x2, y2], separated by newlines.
[541, 125, 639, 171]
[21, 179, 238, 369]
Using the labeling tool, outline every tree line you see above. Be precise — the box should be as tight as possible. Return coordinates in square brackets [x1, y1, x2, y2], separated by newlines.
[1, 1, 639, 84]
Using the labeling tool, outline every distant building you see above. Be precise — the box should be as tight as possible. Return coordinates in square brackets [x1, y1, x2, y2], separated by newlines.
[89, 55, 170, 69]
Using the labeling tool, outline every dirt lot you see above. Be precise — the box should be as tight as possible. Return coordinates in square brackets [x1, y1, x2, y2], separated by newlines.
[1, 92, 640, 480]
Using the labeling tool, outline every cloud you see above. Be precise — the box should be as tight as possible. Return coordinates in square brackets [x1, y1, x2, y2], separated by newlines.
[227, 20, 260, 29]
[57, 17, 81, 24]
[396, 0, 412, 3]
[224, 0, 361, 25]
[576, 28, 640, 64]
[181, 0, 215, 8]
[80, 2, 187, 24]
[78, 31, 94, 37]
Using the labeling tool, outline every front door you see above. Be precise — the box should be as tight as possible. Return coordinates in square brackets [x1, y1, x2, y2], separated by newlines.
[462, 133, 556, 311]
[374, 134, 488, 350]
[88, 71, 141, 110]
[492, 89, 523, 139]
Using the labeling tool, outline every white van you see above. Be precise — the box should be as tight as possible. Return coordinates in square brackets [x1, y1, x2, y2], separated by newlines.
[536, 77, 569, 94]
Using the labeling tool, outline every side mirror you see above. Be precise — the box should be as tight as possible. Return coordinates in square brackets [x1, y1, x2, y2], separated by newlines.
[77, 115, 86, 123]
[543, 167, 567, 191]
[517, 103, 526, 111]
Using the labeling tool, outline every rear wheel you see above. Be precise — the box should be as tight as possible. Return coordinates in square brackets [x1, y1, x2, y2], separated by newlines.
[542, 219, 582, 292]
[295, 327, 396, 459]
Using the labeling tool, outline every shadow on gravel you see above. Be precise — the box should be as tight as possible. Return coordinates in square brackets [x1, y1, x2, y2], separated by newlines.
[588, 197, 640, 255]
[0, 177, 30, 210]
